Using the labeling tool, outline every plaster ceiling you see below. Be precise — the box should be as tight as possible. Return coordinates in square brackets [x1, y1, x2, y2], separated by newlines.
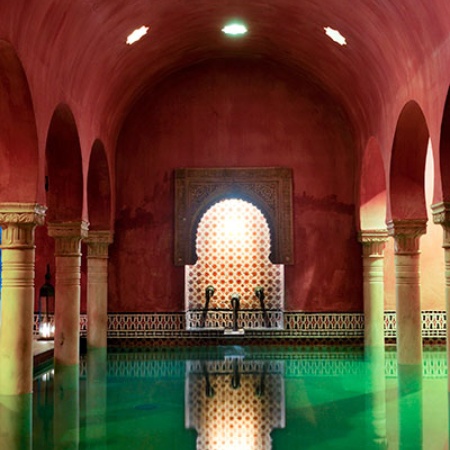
[1, 0, 449, 139]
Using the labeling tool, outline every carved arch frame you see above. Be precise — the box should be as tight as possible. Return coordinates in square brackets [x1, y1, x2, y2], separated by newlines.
[174, 167, 294, 266]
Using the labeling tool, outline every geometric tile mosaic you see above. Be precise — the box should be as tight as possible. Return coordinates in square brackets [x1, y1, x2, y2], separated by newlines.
[33, 311, 447, 341]
[185, 199, 284, 330]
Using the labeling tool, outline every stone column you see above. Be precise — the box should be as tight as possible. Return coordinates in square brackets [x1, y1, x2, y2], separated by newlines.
[48, 221, 88, 366]
[84, 231, 113, 349]
[387, 219, 427, 365]
[359, 230, 389, 351]
[0, 203, 46, 395]
[431, 202, 450, 384]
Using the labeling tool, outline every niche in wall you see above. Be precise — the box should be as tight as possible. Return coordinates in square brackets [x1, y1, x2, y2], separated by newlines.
[175, 167, 293, 330]
[174, 167, 294, 266]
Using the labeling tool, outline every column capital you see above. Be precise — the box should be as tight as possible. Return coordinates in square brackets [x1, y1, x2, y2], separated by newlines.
[358, 229, 389, 257]
[47, 221, 89, 256]
[0, 202, 46, 226]
[0, 203, 46, 249]
[431, 202, 450, 247]
[84, 230, 114, 258]
[386, 219, 427, 255]
[431, 202, 450, 225]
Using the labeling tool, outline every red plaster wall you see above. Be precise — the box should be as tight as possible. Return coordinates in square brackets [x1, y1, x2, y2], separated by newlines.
[111, 59, 361, 313]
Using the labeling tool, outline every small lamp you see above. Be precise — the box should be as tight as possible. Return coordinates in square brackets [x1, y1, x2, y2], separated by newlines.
[38, 264, 55, 340]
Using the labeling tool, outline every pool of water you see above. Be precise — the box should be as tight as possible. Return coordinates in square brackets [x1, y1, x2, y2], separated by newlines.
[31, 346, 448, 449]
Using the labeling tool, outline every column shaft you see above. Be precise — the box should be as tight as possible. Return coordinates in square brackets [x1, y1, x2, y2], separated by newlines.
[395, 253, 422, 364]
[431, 202, 450, 390]
[0, 203, 45, 395]
[360, 231, 388, 350]
[48, 222, 88, 366]
[387, 219, 426, 366]
[85, 231, 112, 349]
[445, 248, 450, 350]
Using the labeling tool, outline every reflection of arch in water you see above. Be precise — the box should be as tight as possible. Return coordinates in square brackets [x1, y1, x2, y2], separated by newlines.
[185, 198, 284, 330]
[185, 359, 285, 450]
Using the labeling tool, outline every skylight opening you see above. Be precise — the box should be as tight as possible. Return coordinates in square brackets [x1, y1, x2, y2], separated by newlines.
[324, 26, 347, 46]
[126, 26, 149, 45]
[222, 23, 248, 36]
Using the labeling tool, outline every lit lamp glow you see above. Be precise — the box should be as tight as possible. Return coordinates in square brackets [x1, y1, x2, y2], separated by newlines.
[222, 23, 247, 36]
[38, 264, 55, 340]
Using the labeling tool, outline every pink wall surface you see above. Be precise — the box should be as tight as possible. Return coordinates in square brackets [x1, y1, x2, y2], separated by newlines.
[111, 60, 361, 313]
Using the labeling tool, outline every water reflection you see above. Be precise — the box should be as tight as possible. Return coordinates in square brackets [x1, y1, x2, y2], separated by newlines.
[53, 364, 80, 449]
[397, 364, 422, 450]
[0, 393, 32, 450]
[185, 356, 285, 449]
[365, 348, 388, 449]
[26, 347, 449, 449]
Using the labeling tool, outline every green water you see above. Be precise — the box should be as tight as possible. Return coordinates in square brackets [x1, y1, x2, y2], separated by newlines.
[29, 347, 448, 449]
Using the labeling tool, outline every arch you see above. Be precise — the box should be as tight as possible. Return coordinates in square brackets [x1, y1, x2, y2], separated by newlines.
[87, 139, 112, 230]
[186, 198, 284, 329]
[45, 104, 83, 222]
[359, 137, 387, 230]
[389, 101, 430, 220]
[174, 167, 294, 266]
[0, 41, 40, 202]
[439, 87, 450, 201]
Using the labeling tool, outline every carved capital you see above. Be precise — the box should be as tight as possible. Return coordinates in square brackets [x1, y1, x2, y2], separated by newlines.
[386, 219, 427, 255]
[47, 221, 89, 256]
[358, 229, 389, 257]
[431, 202, 450, 248]
[0, 203, 47, 249]
[0, 203, 46, 226]
[84, 230, 113, 258]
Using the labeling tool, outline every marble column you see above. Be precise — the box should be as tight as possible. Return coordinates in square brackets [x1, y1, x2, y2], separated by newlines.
[387, 219, 427, 365]
[48, 221, 88, 366]
[359, 230, 389, 351]
[0, 203, 46, 395]
[431, 202, 450, 387]
[84, 231, 113, 349]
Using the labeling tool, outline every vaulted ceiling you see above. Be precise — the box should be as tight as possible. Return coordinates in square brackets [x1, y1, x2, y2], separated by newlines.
[1, 0, 449, 147]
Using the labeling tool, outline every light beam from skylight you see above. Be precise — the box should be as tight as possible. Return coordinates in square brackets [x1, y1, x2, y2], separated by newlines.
[126, 26, 149, 45]
[222, 23, 248, 36]
[324, 26, 347, 46]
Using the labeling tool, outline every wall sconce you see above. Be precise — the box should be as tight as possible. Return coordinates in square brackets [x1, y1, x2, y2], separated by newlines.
[38, 264, 55, 340]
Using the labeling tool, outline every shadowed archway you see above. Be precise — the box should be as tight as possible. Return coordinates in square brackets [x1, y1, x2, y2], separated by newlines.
[389, 101, 430, 221]
[45, 104, 83, 223]
[359, 136, 387, 230]
[87, 139, 112, 230]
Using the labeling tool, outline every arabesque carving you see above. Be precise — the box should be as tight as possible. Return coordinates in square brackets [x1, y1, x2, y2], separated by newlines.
[174, 167, 294, 265]
[48, 221, 89, 256]
[386, 219, 427, 255]
[84, 230, 114, 258]
[0, 203, 47, 249]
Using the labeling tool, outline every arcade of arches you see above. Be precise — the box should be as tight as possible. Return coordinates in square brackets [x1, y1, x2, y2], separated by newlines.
[0, 1, 449, 396]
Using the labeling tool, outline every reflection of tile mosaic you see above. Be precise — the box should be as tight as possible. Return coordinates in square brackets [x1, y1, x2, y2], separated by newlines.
[77, 351, 447, 379]
[186, 359, 285, 450]
[186, 199, 284, 329]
